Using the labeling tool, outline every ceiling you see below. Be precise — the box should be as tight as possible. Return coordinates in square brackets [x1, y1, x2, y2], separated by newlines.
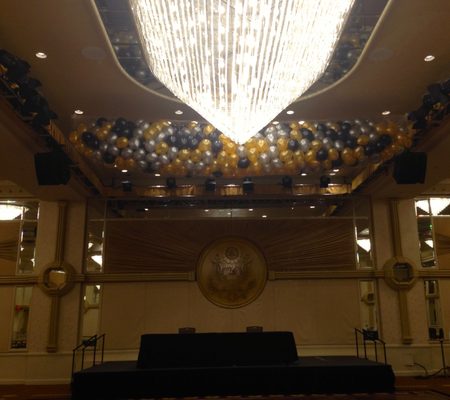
[0, 0, 449, 203]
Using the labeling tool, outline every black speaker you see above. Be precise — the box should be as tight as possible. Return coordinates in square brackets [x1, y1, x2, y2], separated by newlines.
[393, 152, 427, 184]
[34, 151, 70, 185]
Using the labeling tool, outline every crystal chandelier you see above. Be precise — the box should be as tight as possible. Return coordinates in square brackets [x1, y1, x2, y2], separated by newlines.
[130, 0, 354, 144]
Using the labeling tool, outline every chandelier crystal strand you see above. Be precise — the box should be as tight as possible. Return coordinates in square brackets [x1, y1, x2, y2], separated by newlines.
[130, 0, 354, 144]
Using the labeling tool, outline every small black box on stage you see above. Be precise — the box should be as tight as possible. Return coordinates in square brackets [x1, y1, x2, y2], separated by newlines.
[393, 152, 427, 184]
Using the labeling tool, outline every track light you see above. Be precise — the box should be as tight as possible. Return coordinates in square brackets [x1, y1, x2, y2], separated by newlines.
[243, 177, 254, 194]
[319, 176, 331, 188]
[281, 175, 293, 189]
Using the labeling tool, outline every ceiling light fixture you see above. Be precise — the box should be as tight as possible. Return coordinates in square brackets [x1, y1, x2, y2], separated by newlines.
[35, 52, 47, 59]
[174, 110, 183, 115]
[381, 110, 391, 115]
[130, 0, 354, 144]
[286, 110, 294, 115]
[424, 55, 435, 62]
[74, 109, 84, 115]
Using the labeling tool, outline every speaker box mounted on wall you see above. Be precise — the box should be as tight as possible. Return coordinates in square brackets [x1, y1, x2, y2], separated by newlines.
[34, 151, 71, 185]
[393, 152, 427, 184]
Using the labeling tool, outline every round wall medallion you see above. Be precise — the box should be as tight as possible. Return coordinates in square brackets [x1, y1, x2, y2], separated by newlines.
[383, 256, 417, 290]
[197, 237, 267, 308]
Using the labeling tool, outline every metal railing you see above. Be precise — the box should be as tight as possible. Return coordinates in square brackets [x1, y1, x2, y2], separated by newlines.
[71, 334, 105, 376]
[354, 328, 387, 364]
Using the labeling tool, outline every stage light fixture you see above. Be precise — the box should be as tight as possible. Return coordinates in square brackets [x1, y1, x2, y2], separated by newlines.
[205, 178, 216, 192]
[281, 175, 293, 189]
[243, 177, 254, 194]
[319, 176, 331, 188]
[122, 181, 133, 192]
[166, 177, 177, 189]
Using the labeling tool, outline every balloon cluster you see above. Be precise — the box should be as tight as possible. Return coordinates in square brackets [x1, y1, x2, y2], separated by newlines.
[0, 49, 57, 128]
[408, 79, 450, 132]
[70, 117, 414, 177]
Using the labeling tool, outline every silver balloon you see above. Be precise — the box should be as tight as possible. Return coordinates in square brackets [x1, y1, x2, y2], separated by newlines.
[107, 144, 120, 156]
[266, 133, 277, 145]
[202, 150, 213, 164]
[121, 147, 133, 159]
[268, 145, 279, 159]
[237, 145, 246, 158]
[322, 137, 333, 150]
[253, 132, 263, 140]
[99, 142, 108, 153]
[192, 126, 202, 135]
[137, 160, 148, 170]
[259, 153, 270, 164]
[129, 137, 141, 150]
[133, 149, 146, 161]
[153, 161, 161, 170]
[368, 133, 379, 143]
[264, 125, 277, 136]
[144, 139, 156, 152]
[159, 154, 170, 165]
[93, 150, 102, 161]
[271, 158, 282, 169]
[136, 119, 145, 127]
[184, 159, 194, 171]
[157, 132, 166, 142]
[168, 146, 178, 160]
[165, 126, 176, 135]
[299, 138, 310, 152]
[180, 127, 191, 136]
[107, 133, 118, 144]
[146, 152, 159, 162]
[263, 163, 272, 173]
[133, 128, 144, 138]
[195, 161, 205, 171]
[314, 130, 325, 140]
[140, 122, 150, 130]
[277, 126, 289, 138]
[334, 140, 345, 151]
[349, 127, 361, 137]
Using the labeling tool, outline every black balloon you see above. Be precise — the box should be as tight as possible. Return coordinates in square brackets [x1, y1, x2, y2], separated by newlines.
[364, 143, 376, 156]
[316, 123, 327, 132]
[212, 139, 223, 153]
[331, 158, 343, 168]
[102, 152, 116, 164]
[345, 137, 357, 149]
[166, 134, 178, 146]
[287, 139, 299, 151]
[341, 122, 352, 131]
[301, 128, 314, 141]
[238, 157, 250, 168]
[81, 131, 95, 146]
[326, 129, 338, 141]
[188, 137, 200, 149]
[379, 134, 393, 146]
[316, 148, 328, 161]
[95, 117, 108, 127]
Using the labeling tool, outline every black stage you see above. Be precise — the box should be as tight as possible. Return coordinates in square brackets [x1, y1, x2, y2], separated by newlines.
[71, 356, 395, 399]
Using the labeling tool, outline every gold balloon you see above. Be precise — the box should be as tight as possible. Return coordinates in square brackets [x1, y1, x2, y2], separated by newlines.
[321, 159, 332, 170]
[224, 141, 237, 155]
[277, 137, 288, 151]
[76, 123, 88, 134]
[125, 158, 136, 169]
[203, 124, 215, 135]
[96, 128, 109, 141]
[198, 138, 212, 152]
[294, 150, 305, 168]
[144, 127, 157, 140]
[173, 158, 183, 168]
[115, 156, 126, 169]
[308, 160, 321, 170]
[403, 136, 413, 148]
[116, 136, 129, 149]
[342, 148, 357, 166]
[357, 135, 369, 146]
[279, 149, 293, 163]
[249, 160, 261, 175]
[256, 139, 269, 153]
[228, 153, 238, 167]
[290, 129, 301, 140]
[216, 150, 228, 164]
[245, 138, 257, 149]
[247, 147, 258, 162]
[191, 149, 202, 163]
[84, 148, 94, 158]
[284, 159, 296, 172]
[354, 146, 365, 160]
[178, 148, 190, 161]
[154, 123, 163, 132]
[69, 131, 80, 144]
[305, 149, 317, 164]
[375, 122, 388, 134]
[328, 148, 339, 161]
[75, 142, 86, 153]
[311, 139, 322, 151]
[289, 121, 299, 130]
[155, 142, 169, 155]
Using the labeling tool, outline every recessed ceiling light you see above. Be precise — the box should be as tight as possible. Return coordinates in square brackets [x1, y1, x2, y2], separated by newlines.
[272, 121, 279, 125]
[174, 110, 183, 115]
[381, 110, 391, 116]
[301, 173, 307, 176]
[121, 169, 128, 173]
[35, 52, 47, 59]
[248, 208, 254, 212]
[329, 172, 336, 176]
[154, 173, 161, 177]
[144, 208, 149, 211]
[332, 169, 339, 172]
[74, 109, 84, 115]
[424, 55, 435, 62]
[310, 205, 316, 209]
[286, 110, 294, 115]
[204, 209, 209, 212]
[262, 214, 267, 218]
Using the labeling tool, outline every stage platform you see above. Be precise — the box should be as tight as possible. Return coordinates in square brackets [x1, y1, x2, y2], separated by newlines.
[71, 356, 395, 399]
